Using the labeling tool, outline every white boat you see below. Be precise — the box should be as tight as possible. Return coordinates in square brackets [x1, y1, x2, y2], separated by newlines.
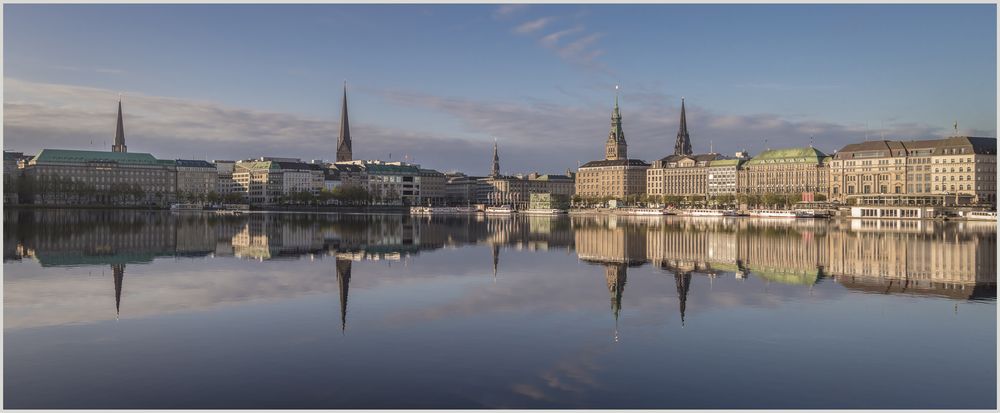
[964, 210, 997, 221]
[485, 205, 516, 214]
[170, 203, 203, 211]
[521, 208, 567, 215]
[410, 206, 478, 215]
[794, 209, 830, 218]
[749, 209, 797, 218]
[684, 209, 737, 217]
[616, 207, 670, 216]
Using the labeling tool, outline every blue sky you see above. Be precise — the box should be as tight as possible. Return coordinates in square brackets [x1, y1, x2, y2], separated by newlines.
[4, 4, 996, 175]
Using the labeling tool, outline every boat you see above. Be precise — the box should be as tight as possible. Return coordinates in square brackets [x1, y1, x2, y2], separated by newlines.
[684, 209, 737, 217]
[749, 209, 797, 218]
[170, 203, 203, 211]
[410, 206, 478, 215]
[794, 209, 831, 218]
[963, 210, 997, 221]
[521, 208, 568, 215]
[485, 205, 516, 214]
[616, 207, 670, 216]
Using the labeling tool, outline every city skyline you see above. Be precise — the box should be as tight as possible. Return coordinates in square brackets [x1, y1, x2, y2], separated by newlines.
[4, 4, 997, 176]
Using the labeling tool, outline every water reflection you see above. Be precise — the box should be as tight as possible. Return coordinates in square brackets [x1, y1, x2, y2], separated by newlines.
[4, 210, 996, 329]
[3, 209, 996, 408]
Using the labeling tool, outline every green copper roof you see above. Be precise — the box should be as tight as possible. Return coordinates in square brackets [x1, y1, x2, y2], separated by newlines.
[32, 149, 167, 165]
[745, 147, 828, 165]
[364, 164, 420, 174]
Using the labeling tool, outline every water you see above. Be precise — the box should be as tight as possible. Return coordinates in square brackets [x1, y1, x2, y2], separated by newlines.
[3, 209, 996, 409]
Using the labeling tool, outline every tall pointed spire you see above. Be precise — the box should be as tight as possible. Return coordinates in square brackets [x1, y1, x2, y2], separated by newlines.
[335, 258, 352, 333]
[112, 97, 127, 153]
[605, 85, 627, 160]
[111, 264, 125, 319]
[491, 138, 500, 178]
[336, 82, 353, 162]
[674, 98, 692, 156]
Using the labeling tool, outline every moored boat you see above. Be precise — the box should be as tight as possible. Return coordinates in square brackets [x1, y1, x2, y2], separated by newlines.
[485, 205, 516, 214]
[749, 209, 797, 218]
[521, 208, 567, 215]
[684, 209, 737, 217]
[615, 207, 670, 216]
[963, 210, 997, 221]
[170, 203, 203, 211]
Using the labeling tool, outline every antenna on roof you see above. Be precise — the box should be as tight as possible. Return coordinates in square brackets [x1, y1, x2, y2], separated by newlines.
[865, 121, 869, 141]
[809, 136, 814, 148]
[953, 121, 959, 136]
[710, 140, 714, 153]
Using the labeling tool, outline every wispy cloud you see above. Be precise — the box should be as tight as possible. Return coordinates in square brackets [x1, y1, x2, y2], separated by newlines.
[493, 4, 529, 19]
[500, 7, 608, 72]
[513, 17, 554, 34]
[49, 64, 126, 75]
[540, 26, 583, 48]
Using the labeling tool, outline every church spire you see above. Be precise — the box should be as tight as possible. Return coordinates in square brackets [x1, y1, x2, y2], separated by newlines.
[605, 86, 627, 160]
[674, 98, 692, 156]
[112, 97, 127, 153]
[491, 139, 500, 178]
[335, 258, 352, 333]
[336, 82, 353, 162]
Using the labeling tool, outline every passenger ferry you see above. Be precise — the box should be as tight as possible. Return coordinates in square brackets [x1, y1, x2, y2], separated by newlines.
[684, 209, 737, 217]
[170, 203, 203, 211]
[963, 210, 997, 221]
[615, 207, 670, 216]
[485, 205, 516, 215]
[521, 208, 568, 215]
[794, 209, 831, 218]
[410, 206, 477, 215]
[749, 209, 797, 218]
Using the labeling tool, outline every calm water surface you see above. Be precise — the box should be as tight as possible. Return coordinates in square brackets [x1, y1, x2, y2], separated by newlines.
[3, 209, 996, 408]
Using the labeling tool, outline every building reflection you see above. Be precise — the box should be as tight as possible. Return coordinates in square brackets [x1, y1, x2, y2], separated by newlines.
[4, 210, 995, 326]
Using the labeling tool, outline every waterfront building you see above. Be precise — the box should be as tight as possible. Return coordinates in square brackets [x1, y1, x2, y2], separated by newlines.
[22, 149, 177, 205]
[647, 154, 724, 198]
[933, 136, 996, 204]
[528, 192, 570, 210]
[706, 158, 747, 198]
[828, 136, 997, 205]
[233, 158, 324, 204]
[175, 159, 217, 200]
[739, 147, 830, 197]
[213, 160, 238, 195]
[475, 141, 575, 208]
[354, 161, 422, 205]
[576, 95, 649, 199]
[444, 172, 481, 205]
[4, 151, 30, 204]
[323, 169, 342, 192]
[419, 168, 447, 205]
[336, 83, 353, 162]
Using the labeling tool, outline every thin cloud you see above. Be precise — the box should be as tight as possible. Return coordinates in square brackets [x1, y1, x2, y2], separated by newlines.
[540, 26, 584, 48]
[513, 17, 553, 34]
[493, 4, 529, 19]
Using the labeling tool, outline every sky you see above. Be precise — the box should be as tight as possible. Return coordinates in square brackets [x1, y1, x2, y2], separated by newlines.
[4, 4, 997, 175]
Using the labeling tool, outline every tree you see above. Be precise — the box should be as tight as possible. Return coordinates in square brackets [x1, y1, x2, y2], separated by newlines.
[762, 193, 783, 208]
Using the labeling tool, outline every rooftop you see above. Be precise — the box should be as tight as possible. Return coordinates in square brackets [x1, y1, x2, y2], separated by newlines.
[579, 159, 650, 168]
[745, 147, 827, 165]
[31, 149, 171, 166]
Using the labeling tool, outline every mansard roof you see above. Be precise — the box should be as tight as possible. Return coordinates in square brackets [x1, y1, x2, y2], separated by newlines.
[579, 159, 650, 168]
[745, 147, 828, 165]
[32, 149, 168, 166]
